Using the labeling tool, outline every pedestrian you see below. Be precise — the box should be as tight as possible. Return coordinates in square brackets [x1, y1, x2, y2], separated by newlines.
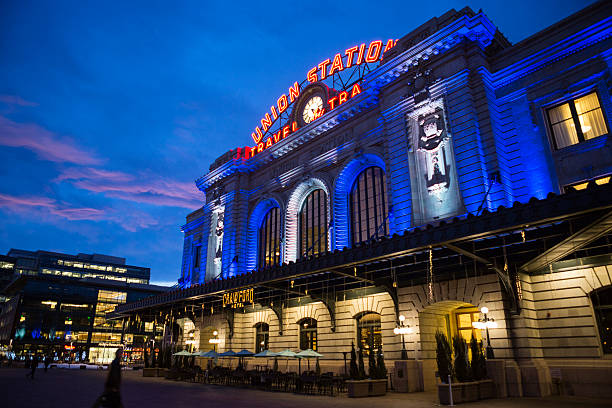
[92, 348, 123, 408]
[44, 355, 52, 372]
[25, 354, 39, 380]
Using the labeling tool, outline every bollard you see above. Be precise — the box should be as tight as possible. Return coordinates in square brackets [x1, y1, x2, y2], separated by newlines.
[448, 374, 454, 406]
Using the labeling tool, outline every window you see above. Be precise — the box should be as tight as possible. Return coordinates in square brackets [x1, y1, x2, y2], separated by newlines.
[258, 207, 281, 268]
[299, 189, 328, 258]
[299, 318, 317, 351]
[455, 309, 482, 343]
[547, 92, 608, 149]
[591, 286, 612, 354]
[356, 312, 382, 356]
[255, 322, 269, 353]
[94, 290, 126, 328]
[350, 167, 389, 245]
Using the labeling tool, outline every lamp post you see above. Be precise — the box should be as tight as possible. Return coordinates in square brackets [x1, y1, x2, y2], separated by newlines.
[472, 306, 498, 359]
[393, 315, 413, 360]
[208, 330, 220, 352]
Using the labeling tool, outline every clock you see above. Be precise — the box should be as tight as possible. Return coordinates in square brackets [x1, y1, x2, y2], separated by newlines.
[302, 96, 324, 124]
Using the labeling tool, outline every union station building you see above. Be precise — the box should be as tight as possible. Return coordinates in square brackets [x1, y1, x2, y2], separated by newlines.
[113, 1, 612, 397]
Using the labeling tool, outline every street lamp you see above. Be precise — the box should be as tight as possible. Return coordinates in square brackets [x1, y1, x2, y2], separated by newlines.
[472, 306, 498, 359]
[208, 330, 220, 351]
[393, 315, 413, 360]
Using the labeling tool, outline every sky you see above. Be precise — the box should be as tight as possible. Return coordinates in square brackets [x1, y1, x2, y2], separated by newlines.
[0, 0, 595, 286]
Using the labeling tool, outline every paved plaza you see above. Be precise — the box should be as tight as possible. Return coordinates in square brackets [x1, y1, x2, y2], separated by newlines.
[0, 367, 610, 408]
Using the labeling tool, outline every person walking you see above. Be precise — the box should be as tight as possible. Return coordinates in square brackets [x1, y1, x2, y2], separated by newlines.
[44, 355, 52, 372]
[92, 348, 123, 408]
[25, 354, 39, 380]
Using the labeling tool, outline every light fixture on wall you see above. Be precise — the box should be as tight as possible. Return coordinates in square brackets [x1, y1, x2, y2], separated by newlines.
[472, 306, 498, 359]
[393, 315, 413, 360]
[208, 330, 220, 351]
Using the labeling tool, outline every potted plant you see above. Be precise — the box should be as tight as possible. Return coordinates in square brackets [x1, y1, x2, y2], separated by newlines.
[436, 331, 457, 404]
[454, 335, 477, 402]
[368, 347, 387, 396]
[471, 338, 493, 399]
[346, 343, 369, 397]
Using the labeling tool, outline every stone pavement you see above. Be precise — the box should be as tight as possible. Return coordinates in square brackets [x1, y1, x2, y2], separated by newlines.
[0, 367, 609, 408]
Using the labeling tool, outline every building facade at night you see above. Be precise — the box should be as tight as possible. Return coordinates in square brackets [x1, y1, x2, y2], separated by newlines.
[0, 249, 169, 364]
[115, 1, 612, 397]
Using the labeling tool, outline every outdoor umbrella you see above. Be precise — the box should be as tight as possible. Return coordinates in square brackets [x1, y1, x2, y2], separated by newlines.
[235, 349, 254, 369]
[172, 350, 192, 356]
[276, 349, 296, 373]
[199, 350, 219, 358]
[296, 349, 323, 372]
[253, 349, 277, 370]
[219, 350, 237, 368]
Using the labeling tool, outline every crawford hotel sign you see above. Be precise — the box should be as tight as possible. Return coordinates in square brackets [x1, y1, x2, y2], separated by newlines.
[232, 39, 397, 160]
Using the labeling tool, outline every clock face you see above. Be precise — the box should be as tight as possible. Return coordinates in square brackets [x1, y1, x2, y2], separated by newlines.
[302, 96, 324, 124]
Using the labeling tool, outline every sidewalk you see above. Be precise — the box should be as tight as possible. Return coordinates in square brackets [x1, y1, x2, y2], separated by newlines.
[0, 367, 610, 408]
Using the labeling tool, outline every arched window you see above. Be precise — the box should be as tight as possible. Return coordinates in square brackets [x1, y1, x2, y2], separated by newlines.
[350, 167, 388, 244]
[356, 312, 382, 356]
[299, 189, 328, 258]
[591, 286, 612, 354]
[298, 318, 317, 351]
[255, 322, 269, 353]
[258, 207, 281, 268]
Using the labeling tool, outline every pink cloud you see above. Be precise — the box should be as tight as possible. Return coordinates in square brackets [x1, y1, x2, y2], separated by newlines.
[0, 192, 159, 232]
[0, 115, 103, 165]
[0, 94, 39, 107]
[55, 167, 202, 209]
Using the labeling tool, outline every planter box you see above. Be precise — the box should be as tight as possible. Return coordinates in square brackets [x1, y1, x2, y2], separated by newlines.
[347, 380, 369, 398]
[478, 379, 494, 400]
[347, 379, 387, 397]
[438, 380, 493, 405]
[368, 379, 387, 396]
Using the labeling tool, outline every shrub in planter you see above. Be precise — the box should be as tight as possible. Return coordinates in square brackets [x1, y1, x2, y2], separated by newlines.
[368, 347, 376, 379]
[376, 347, 387, 380]
[349, 343, 359, 379]
[435, 331, 452, 383]
[144, 345, 149, 368]
[452, 335, 470, 383]
[358, 348, 366, 379]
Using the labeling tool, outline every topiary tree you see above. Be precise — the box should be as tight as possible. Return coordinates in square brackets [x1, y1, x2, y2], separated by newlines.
[358, 347, 366, 379]
[368, 344, 377, 378]
[349, 343, 359, 379]
[151, 345, 157, 368]
[315, 357, 321, 376]
[470, 336, 483, 380]
[376, 347, 387, 380]
[453, 335, 470, 382]
[435, 331, 452, 383]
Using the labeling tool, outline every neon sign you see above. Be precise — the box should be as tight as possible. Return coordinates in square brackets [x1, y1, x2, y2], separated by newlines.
[237, 39, 397, 161]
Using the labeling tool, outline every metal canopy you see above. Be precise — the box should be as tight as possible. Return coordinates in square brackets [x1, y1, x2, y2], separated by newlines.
[110, 182, 612, 321]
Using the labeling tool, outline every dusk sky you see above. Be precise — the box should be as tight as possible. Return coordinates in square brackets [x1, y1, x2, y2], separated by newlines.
[0, 0, 594, 285]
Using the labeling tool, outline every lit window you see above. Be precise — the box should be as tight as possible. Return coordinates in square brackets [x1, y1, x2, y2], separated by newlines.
[258, 207, 281, 268]
[255, 322, 269, 353]
[356, 312, 382, 356]
[299, 189, 328, 258]
[547, 92, 608, 149]
[350, 167, 388, 245]
[299, 318, 317, 351]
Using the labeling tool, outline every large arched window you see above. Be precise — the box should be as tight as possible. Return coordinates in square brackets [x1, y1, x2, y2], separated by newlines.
[299, 189, 328, 258]
[591, 286, 612, 354]
[255, 322, 269, 353]
[350, 167, 388, 245]
[356, 312, 382, 356]
[258, 207, 281, 268]
[298, 318, 317, 351]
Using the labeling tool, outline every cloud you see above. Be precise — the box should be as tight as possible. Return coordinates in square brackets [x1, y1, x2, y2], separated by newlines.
[0, 94, 39, 107]
[55, 166, 202, 209]
[149, 280, 177, 287]
[0, 192, 158, 232]
[0, 115, 103, 165]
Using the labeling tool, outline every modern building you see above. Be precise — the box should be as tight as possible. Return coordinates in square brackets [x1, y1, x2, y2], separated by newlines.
[114, 1, 612, 397]
[0, 249, 170, 364]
